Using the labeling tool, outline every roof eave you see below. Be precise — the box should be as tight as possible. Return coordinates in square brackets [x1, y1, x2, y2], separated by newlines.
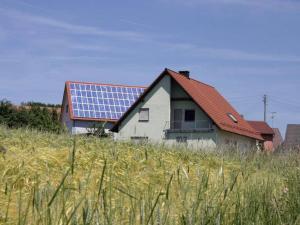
[73, 117, 117, 123]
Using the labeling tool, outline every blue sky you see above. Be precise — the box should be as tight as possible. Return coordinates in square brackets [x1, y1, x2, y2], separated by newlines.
[0, 0, 299, 136]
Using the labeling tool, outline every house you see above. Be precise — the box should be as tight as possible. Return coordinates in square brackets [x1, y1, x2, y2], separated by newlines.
[284, 124, 300, 150]
[60, 81, 145, 134]
[272, 128, 283, 149]
[247, 121, 274, 151]
[111, 68, 263, 150]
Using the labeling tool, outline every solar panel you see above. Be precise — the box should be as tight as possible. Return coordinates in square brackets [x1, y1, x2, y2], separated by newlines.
[68, 82, 145, 120]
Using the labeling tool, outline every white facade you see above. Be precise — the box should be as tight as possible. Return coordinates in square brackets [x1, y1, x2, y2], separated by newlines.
[216, 129, 257, 151]
[114, 75, 257, 151]
[114, 75, 171, 142]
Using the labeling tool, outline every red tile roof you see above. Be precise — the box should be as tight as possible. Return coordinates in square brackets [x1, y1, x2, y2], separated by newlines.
[247, 121, 274, 135]
[112, 68, 263, 140]
[167, 69, 262, 140]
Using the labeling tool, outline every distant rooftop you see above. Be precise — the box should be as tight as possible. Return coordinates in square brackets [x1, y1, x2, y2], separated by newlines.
[284, 124, 300, 147]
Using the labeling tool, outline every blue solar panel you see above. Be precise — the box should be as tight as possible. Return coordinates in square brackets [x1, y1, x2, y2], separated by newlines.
[68, 82, 145, 120]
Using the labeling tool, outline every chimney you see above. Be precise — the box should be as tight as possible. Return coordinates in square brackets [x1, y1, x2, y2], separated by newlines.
[178, 70, 190, 79]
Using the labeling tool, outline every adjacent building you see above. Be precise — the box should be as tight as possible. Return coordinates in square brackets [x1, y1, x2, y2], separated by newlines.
[60, 81, 145, 134]
[248, 121, 275, 151]
[111, 69, 263, 150]
[272, 128, 283, 149]
[284, 124, 300, 149]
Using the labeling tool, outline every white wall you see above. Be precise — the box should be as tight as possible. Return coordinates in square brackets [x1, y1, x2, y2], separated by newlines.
[114, 75, 258, 151]
[115, 75, 171, 142]
[72, 120, 114, 135]
[216, 129, 258, 151]
[164, 131, 217, 149]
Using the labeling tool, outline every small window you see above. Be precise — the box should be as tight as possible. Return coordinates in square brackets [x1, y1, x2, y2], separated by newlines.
[66, 104, 69, 113]
[227, 113, 238, 123]
[139, 108, 149, 122]
[185, 110, 195, 122]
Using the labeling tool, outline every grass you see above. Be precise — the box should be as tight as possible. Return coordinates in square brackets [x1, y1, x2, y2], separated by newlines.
[0, 126, 299, 225]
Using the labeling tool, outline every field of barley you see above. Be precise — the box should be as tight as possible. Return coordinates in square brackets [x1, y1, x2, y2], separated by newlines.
[0, 126, 299, 225]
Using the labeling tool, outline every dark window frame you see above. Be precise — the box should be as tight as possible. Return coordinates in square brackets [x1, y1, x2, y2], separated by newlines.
[184, 109, 195, 122]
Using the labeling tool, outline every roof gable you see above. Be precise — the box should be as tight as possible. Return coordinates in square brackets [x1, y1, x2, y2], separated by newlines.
[112, 68, 263, 140]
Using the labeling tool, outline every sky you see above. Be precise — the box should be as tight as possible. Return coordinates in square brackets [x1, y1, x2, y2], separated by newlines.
[0, 0, 299, 136]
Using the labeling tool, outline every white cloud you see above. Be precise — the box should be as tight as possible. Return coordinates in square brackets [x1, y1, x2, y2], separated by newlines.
[0, 7, 146, 41]
[162, 42, 300, 62]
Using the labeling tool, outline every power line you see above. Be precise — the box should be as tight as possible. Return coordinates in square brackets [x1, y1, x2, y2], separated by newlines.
[270, 98, 300, 109]
[269, 95, 300, 106]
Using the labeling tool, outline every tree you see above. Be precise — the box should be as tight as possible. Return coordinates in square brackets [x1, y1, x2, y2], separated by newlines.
[0, 99, 63, 133]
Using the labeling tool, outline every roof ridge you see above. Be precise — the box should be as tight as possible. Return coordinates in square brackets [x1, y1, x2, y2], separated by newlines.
[165, 68, 215, 89]
[189, 78, 215, 89]
[66, 80, 147, 89]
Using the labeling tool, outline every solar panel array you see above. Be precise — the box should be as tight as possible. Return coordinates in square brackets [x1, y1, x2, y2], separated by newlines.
[68, 82, 145, 120]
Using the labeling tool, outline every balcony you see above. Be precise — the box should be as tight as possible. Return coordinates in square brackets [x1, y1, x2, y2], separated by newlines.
[164, 120, 214, 133]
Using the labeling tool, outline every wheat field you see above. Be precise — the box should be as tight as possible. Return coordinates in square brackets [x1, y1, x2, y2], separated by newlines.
[0, 126, 299, 225]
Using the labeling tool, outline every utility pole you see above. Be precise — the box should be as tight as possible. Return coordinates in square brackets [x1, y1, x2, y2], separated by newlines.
[263, 94, 267, 122]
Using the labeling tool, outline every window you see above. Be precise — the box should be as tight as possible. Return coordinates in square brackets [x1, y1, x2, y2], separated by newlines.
[139, 108, 149, 122]
[66, 104, 69, 113]
[185, 110, 195, 122]
[227, 113, 238, 123]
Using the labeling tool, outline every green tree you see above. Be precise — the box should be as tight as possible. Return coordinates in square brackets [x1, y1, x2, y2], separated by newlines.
[0, 99, 62, 133]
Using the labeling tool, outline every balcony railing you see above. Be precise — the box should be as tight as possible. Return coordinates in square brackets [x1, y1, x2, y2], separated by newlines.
[164, 120, 214, 132]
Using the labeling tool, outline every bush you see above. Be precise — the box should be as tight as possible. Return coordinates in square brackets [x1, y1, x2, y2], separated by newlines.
[0, 99, 62, 133]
